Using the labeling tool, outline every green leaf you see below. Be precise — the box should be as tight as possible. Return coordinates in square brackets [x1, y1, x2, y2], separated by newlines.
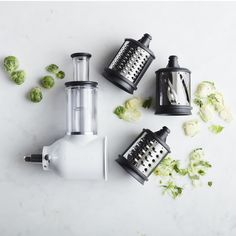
[208, 181, 213, 187]
[142, 97, 153, 108]
[198, 169, 206, 176]
[194, 98, 204, 107]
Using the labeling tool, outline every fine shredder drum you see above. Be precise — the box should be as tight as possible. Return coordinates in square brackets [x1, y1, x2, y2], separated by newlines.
[65, 53, 98, 135]
[155, 55, 192, 115]
[116, 126, 171, 184]
[103, 33, 155, 94]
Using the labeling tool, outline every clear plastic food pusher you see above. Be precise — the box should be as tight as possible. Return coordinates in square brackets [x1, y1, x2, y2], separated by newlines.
[66, 53, 97, 135]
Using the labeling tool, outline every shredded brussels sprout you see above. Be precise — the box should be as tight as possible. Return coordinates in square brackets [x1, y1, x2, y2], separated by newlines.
[154, 148, 212, 198]
[125, 97, 143, 109]
[194, 81, 233, 123]
[188, 148, 212, 185]
[209, 125, 224, 134]
[183, 119, 201, 137]
[199, 103, 215, 122]
[219, 106, 233, 123]
[195, 81, 215, 98]
[114, 97, 152, 122]
[161, 181, 183, 199]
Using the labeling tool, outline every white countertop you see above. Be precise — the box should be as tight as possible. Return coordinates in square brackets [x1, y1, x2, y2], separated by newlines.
[0, 2, 236, 236]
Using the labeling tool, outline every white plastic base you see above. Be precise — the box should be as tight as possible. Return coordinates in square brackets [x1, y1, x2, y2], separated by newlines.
[42, 135, 107, 180]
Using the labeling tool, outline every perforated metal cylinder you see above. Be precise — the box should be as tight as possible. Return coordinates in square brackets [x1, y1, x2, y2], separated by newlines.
[103, 33, 155, 94]
[116, 127, 171, 184]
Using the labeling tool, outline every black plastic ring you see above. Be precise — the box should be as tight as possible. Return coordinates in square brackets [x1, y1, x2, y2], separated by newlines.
[71, 53, 92, 58]
[65, 81, 98, 87]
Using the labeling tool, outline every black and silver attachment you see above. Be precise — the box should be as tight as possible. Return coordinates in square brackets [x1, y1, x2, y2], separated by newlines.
[116, 126, 171, 184]
[103, 33, 155, 94]
[155, 55, 192, 115]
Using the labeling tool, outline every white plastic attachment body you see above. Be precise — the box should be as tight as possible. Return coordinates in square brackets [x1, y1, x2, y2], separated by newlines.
[42, 134, 107, 180]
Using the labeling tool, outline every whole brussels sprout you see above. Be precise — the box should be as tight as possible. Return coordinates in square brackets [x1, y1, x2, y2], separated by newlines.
[46, 64, 59, 74]
[10, 70, 26, 85]
[3, 56, 19, 73]
[56, 70, 65, 79]
[29, 87, 43, 103]
[41, 75, 55, 89]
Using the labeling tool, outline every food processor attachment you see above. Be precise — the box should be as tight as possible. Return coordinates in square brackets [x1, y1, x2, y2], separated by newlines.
[116, 126, 170, 184]
[103, 33, 155, 94]
[24, 53, 107, 180]
[155, 55, 192, 115]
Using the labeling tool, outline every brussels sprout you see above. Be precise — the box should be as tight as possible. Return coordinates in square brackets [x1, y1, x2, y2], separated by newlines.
[56, 71, 65, 79]
[46, 64, 59, 74]
[10, 70, 26, 85]
[3, 56, 19, 73]
[183, 119, 201, 137]
[29, 87, 43, 103]
[41, 75, 55, 89]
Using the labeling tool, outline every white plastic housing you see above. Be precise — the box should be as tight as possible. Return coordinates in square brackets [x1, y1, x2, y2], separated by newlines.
[42, 135, 107, 180]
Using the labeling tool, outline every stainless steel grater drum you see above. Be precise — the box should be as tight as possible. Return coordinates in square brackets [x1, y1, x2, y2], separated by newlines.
[103, 33, 155, 94]
[116, 126, 170, 184]
[155, 55, 192, 115]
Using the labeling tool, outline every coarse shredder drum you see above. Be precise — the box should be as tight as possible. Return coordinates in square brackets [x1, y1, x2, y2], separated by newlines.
[103, 33, 155, 94]
[155, 55, 192, 115]
[116, 126, 171, 184]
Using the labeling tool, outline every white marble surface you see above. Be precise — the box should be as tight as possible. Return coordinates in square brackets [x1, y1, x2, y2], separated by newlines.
[0, 2, 236, 236]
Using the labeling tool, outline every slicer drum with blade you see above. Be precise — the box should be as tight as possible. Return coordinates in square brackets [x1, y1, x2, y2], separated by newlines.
[155, 55, 192, 115]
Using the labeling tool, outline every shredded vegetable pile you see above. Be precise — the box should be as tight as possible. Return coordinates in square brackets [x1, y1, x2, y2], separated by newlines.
[154, 148, 212, 199]
[195, 81, 233, 123]
[183, 81, 233, 137]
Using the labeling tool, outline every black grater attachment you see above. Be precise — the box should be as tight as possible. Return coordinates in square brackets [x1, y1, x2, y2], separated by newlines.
[155, 55, 192, 115]
[103, 33, 155, 94]
[116, 126, 170, 185]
